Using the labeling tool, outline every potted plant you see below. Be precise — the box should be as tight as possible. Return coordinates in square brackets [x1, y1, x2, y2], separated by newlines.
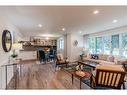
[10, 50, 18, 63]
[11, 53, 18, 59]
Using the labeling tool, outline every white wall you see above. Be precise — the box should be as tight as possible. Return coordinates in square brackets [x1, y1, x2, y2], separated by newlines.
[67, 33, 83, 62]
[57, 33, 83, 62]
[89, 25, 127, 37]
[83, 34, 89, 50]
[67, 34, 71, 60]
[0, 17, 23, 89]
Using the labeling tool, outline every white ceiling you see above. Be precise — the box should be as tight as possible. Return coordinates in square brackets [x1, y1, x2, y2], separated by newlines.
[0, 6, 127, 38]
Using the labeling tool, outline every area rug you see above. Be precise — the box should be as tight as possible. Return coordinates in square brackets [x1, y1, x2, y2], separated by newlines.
[62, 63, 92, 88]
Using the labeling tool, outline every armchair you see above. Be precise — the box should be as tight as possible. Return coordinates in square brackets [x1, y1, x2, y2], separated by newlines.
[56, 54, 69, 68]
[122, 60, 127, 72]
[90, 65, 126, 89]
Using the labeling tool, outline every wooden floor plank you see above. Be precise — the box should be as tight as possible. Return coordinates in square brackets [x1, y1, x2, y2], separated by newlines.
[7, 61, 90, 89]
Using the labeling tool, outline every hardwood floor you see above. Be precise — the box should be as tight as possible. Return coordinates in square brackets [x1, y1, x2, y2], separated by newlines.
[7, 61, 90, 89]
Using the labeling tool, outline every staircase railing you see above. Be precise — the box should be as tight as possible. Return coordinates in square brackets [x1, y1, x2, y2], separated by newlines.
[0, 63, 20, 89]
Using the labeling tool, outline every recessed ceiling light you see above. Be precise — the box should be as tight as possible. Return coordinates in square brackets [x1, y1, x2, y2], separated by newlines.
[38, 24, 42, 27]
[46, 37, 49, 40]
[40, 34, 52, 37]
[62, 28, 66, 31]
[79, 31, 82, 33]
[112, 19, 118, 23]
[93, 10, 99, 14]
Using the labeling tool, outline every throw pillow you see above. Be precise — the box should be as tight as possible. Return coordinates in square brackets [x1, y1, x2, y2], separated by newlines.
[91, 54, 99, 59]
[107, 55, 114, 62]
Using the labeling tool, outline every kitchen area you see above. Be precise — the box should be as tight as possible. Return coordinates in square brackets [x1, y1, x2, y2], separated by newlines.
[18, 36, 57, 63]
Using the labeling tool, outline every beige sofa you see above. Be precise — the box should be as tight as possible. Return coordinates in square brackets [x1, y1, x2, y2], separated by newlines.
[82, 54, 126, 65]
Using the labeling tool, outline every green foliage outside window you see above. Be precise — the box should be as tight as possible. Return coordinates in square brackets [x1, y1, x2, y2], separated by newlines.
[96, 37, 103, 54]
[122, 33, 127, 50]
[103, 36, 111, 55]
[88, 33, 127, 57]
[112, 34, 119, 55]
[89, 37, 96, 54]
[122, 33, 127, 58]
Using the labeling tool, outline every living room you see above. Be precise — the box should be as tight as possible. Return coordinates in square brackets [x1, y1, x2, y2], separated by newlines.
[0, 6, 127, 91]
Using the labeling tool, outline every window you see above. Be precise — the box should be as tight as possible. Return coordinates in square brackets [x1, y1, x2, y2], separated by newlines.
[59, 39, 64, 49]
[89, 37, 96, 54]
[96, 37, 103, 54]
[122, 33, 127, 50]
[87, 34, 124, 56]
[103, 36, 111, 55]
[112, 34, 119, 55]
[122, 33, 127, 58]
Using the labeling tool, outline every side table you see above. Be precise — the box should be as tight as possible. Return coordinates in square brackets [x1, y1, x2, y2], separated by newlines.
[72, 70, 91, 89]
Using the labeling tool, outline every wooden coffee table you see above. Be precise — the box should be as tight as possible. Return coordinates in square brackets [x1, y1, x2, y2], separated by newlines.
[78, 61, 98, 70]
[72, 70, 91, 89]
